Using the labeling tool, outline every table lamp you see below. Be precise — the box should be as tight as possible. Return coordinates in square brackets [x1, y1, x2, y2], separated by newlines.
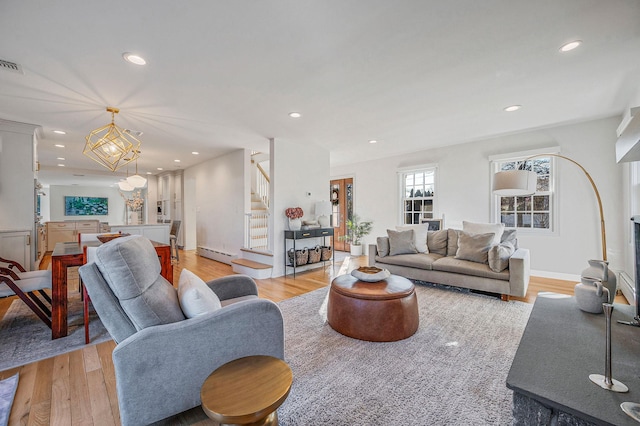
[315, 201, 333, 228]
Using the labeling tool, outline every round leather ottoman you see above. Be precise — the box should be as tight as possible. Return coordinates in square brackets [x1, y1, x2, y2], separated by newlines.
[327, 274, 419, 342]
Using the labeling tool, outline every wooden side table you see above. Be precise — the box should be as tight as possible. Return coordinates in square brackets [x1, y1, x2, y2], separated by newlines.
[201, 355, 292, 426]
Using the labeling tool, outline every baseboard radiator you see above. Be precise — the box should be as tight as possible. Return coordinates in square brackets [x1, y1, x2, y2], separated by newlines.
[197, 246, 237, 265]
[619, 271, 636, 306]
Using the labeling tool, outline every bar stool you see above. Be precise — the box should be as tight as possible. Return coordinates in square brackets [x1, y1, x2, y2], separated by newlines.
[169, 220, 181, 261]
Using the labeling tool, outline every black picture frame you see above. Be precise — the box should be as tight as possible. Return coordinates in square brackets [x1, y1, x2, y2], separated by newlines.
[421, 219, 443, 231]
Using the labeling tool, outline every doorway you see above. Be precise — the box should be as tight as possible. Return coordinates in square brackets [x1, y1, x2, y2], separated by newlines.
[330, 178, 353, 252]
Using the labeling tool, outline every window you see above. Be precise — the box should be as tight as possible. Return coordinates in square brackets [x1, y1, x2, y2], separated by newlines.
[401, 168, 436, 225]
[493, 156, 554, 231]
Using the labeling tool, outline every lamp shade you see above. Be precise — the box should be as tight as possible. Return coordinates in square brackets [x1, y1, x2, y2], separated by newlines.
[126, 174, 147, 188]
[118, 180, 135, 191]
[493, 170, 537, 196]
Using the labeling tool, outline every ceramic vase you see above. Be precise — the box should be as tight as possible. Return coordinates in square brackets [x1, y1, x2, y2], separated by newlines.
[288, 218, 302, 231]
[575, 277, 609, 314]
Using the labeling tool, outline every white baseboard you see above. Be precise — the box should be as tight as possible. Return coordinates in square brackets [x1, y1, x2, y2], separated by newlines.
[530, 269, 580, 282]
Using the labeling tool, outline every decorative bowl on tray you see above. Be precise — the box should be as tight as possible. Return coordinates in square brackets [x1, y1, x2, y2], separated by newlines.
[350, 266, 391, 282]
[97, 233, 129, 243]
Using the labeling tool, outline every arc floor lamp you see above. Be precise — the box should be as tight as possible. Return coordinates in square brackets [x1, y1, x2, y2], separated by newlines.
[492, 153, 607, 262]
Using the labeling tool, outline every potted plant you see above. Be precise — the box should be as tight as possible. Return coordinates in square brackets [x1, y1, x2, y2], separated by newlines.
[340, 214, 373, 256]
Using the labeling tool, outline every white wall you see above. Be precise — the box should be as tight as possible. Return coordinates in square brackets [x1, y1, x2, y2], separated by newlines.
[48, 185, 126, 224]
[331, 116, 624, 279]
[271, 138, 330, 277]
[0, 121, 37, 231]
[185, 149, 246, 256]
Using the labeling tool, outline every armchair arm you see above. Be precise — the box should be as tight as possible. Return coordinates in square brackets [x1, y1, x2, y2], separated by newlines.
[508, 248, 530, 298]
[206, 274, 258, 300]
[112, 298, 283, 426]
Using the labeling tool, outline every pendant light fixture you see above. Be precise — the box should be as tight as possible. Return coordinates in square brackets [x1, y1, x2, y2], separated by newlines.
[83, 107, 141, 172]
[126, 150, 147, 188]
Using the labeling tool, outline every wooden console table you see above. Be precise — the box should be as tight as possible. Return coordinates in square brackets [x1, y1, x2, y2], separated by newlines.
[506, 294, 640, 425]
[51, 240, 173, 340]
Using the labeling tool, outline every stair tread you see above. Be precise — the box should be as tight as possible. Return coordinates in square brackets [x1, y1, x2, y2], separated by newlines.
[231, 258, 272, 269]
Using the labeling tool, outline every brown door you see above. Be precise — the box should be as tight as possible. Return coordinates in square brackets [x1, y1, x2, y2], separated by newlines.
[331, 178, 353, 252]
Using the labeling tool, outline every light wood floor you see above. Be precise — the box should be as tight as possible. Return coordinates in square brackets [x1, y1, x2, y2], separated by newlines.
[0, 250, 626, 425]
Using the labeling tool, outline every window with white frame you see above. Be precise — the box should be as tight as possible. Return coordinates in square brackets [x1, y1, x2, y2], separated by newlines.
[401, 168, 436, 225]
[492, 156, 554, 231]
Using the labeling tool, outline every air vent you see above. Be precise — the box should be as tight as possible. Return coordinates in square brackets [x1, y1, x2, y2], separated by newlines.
[0, 59, 24, 74]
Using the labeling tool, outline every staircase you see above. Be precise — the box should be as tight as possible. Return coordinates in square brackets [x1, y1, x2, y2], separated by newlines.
[232, 152, 273, 279]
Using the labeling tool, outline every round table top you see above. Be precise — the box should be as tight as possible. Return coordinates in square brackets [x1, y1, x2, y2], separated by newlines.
[200, 355, 293, 424]
[331, 273, 414, 300]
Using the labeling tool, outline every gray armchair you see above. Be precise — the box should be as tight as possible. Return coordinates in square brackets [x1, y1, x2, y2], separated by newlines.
[78, 235, 284, 426]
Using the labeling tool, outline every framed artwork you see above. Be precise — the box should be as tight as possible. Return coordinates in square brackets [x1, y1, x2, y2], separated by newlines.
[64, 196, 108, 216]
[421, 219, 443, 231]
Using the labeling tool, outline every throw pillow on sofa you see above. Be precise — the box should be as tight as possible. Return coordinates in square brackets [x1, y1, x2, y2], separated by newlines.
[488, 241, 516, 273]
[377, 237, 390, 257]
[455, 231, 495, 264]
[178, 268, 222, 318]
[396, 224, 429, 253]
[387, 229, 418, 256]
[427, 229, 448, 255]
[462, 221, 505, 245]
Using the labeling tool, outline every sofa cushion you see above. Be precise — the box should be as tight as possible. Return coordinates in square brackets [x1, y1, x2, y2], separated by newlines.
[433, 256, 510, 281]
[462, 221, 505, 245]
[396, 224, 429, 253]
[427, 229, 448, 255]
[178, 268, 222, 318]
[447, 229, 461, 257]
[455, 231, 494, 264]
[387, 229, 418, 256]
[488, 241, 516, 273]
[501, 228, 518, 249]
[95, 235, 185, 331]
[377, 237, 390, 257]
[375, 252, 442, 270]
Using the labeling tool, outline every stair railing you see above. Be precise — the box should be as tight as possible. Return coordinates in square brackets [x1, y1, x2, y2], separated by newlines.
[256, 163, 270, 208]
[244, 211, 270, 251]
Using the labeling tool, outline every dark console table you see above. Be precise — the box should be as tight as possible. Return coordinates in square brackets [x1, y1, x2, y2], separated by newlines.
[284, 228, 334, 277]
[507, 294, 640, 425]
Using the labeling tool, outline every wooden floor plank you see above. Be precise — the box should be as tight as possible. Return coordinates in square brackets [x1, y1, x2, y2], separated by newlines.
[2, 248, 625, 425]
[69, 348, 93, 426]
[86, 369, 116, 426]
[50, 353, 71, 426]
[26, 357, 54, 426]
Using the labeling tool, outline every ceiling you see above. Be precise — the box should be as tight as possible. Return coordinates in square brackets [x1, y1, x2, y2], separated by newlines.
[1, 1, 639, 187]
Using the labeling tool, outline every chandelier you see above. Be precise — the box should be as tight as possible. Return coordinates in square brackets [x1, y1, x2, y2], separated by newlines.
[83, 107, 141, 172]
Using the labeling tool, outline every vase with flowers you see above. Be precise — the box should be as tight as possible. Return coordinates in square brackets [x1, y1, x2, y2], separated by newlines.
[285, 207, 304, 231]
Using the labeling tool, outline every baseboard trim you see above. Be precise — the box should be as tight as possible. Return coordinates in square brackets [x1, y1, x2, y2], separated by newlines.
[531, 270, 580, 282]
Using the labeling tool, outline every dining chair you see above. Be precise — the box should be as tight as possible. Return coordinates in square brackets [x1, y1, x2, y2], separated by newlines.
[0, 270, 52, 328]
[169, 220, 181, 261]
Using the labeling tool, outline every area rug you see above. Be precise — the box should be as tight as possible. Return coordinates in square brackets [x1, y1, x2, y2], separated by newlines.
[0, 373, 18, 426]
[0, 294, 111, 372]
[276, 284, 533, 425]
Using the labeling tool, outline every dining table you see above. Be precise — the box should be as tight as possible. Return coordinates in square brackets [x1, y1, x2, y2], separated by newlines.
[50, 239, 173, 340]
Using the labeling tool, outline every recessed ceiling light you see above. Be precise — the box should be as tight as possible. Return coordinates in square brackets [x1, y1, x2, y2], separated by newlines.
[369, 140, 378, 144]
[55, 144, 65, 148]
[192, 151, 199, 155]
[504, 105, 522, 112]
[146, 172, 153, 175]
[123, 52, 147, 65]
[57, 164, 65, 167]
[289, 112, 302, 118]
[559, 40, 582, 53]
[53, 130, 66, 135]
[157, 167, 163, 171]
[57, 157, 65, 160]
[174, 159, 180, 163]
